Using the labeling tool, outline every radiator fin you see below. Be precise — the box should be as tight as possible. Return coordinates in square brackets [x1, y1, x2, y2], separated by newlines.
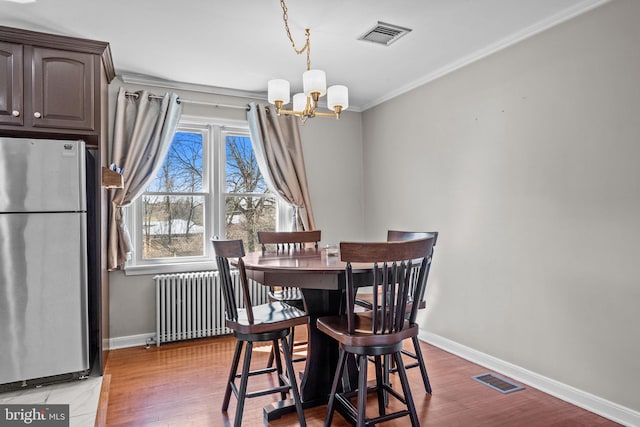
[155, 271, 268, 346]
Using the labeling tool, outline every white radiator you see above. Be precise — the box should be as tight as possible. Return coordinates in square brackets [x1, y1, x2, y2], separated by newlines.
[154, 271, 268, 346]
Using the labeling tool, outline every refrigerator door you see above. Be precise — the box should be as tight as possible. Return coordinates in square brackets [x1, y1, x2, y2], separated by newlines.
[0, 138, 86, 213]
[0, 212, 89, 384]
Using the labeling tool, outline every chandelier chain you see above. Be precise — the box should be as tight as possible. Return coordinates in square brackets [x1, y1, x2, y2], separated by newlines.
[280, 0, 311, 71]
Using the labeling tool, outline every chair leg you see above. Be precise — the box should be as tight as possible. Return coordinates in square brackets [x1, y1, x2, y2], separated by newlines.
[266, 343, 275, 368]
[325, 348, 347, 427]
[289, 326, 296, 359]
[387, 337, 432, 394]
[393, 351, 419, 427]
[357, 354, 369, 427]
[341, 353, 357, 394]
[280, 337, 306, 427]
[383, 353, 391, 407]
[222, 340, 243, 412]
[271, 338, 287, 401]
[266, 326, 297, 369]
[411, 335, 432, 394]
[289, 325, 309, 364]
[234, 341, 253, 427]
[374, 355, 386, 416]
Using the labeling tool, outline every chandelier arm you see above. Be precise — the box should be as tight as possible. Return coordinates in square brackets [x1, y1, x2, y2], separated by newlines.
[276, 109, 305, 115]
[312, 111, 340, 118]
[278, 109, 339, 119]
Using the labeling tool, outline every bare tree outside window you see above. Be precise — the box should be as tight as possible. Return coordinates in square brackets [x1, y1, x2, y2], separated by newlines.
[142, 131, 205, 259]
[224, 135, 275, 252]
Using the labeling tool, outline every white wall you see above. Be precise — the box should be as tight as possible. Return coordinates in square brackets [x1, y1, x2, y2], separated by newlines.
[362, 0, 640, 415]
[296, 116, 365, 245]
[107, 80, 364, 340]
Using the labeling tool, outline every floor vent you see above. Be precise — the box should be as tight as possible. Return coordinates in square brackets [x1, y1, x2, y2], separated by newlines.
[472, 373, 524, 394]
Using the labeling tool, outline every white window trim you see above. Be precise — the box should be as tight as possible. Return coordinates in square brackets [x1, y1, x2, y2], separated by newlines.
[124, 114, 287, 276]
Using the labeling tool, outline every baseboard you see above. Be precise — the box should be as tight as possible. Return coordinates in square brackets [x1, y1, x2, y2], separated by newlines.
[108, 333, 156, 350]
[420, 331, 640, 427]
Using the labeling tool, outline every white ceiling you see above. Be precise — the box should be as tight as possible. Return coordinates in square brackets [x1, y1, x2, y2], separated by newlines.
[1, 0, 608, 111]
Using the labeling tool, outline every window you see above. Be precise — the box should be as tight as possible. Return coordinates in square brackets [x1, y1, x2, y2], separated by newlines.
[142, 130, 206, 260]
[125, 116, 280, 274]
[224, 133, 276, 253]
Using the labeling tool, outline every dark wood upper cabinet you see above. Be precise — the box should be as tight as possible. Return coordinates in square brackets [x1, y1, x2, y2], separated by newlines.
[1, 43, 95, 130]
[30, 47, 95, 130]
[0, 41, 24, 126]
[0, 26, 115, 146]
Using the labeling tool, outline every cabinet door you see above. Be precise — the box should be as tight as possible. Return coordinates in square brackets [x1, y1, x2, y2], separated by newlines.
[0, 41, 23, 126]
[30, 47, 95, 130]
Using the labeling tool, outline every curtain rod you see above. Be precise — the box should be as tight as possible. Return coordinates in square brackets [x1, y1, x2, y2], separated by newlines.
[124, 91, 248, 110]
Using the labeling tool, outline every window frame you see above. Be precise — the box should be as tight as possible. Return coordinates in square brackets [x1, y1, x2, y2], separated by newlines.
[124, 114, 282, 275]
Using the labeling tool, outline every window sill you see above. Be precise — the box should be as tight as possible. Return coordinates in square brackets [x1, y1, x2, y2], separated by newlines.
[123, 260, 217, 276]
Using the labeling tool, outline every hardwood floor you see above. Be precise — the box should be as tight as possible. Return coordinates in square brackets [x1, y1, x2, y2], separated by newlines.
[101, 329, 618, 426]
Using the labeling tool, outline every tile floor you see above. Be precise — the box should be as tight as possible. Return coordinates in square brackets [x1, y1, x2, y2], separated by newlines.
[0, 375, 102, 427]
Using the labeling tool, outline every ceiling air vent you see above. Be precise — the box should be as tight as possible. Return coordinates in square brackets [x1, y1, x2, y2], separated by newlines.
[358, 21, 412, 46]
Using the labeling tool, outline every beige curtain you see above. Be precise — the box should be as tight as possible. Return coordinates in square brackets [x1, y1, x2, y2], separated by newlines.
[107, 87, 182, 270]
[247, 102, 316, 231]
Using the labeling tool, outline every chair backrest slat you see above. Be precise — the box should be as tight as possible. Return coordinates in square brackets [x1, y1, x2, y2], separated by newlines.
[212, 239, 254, 324]
[258, 230, 321, 252]
[341, 237, 435, 336]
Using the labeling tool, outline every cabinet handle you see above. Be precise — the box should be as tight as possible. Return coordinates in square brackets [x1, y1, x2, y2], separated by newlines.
[33, 112, 42, 119]
[12, 110, 20, 117]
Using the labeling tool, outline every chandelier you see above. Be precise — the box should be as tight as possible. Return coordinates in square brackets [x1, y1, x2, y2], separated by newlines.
[267, 0, 349, 122]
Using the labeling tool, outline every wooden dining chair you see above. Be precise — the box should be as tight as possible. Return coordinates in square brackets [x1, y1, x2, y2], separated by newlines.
[355, 230, 438, 395]
[212, 239, 307, 427]
[317, 237, 435, 427]
[257, 230, 321, 367]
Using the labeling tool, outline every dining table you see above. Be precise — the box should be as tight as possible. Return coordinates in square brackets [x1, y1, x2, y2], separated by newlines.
[233, 246, 375, 421]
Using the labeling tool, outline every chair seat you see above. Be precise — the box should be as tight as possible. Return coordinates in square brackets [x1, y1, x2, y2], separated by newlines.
[226, 301, 308, 335]
[317, 314, 418, 351]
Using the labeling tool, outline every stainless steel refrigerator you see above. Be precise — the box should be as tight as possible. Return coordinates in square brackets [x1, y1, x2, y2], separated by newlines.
[0, 137, 89, 386]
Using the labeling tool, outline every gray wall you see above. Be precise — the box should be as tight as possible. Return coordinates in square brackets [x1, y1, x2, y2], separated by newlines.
[108, 0, 639, 416]
[107, 81, 364, 339]
[362, 0, 639, 413]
